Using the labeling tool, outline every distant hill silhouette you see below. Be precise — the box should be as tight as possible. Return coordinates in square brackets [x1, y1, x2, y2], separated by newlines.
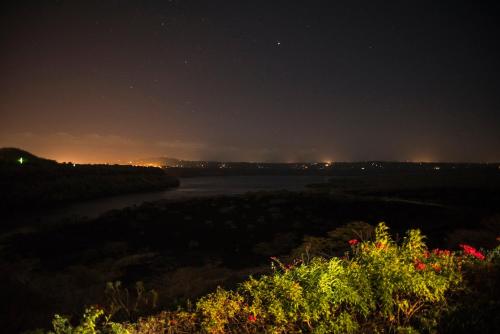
[0, 147, 57, 166]
[0, 148, 179, 218]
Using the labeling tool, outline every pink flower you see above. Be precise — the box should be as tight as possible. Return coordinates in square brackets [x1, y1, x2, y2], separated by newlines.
[459, 244, 485, 261]
[348, 239, 359, 246]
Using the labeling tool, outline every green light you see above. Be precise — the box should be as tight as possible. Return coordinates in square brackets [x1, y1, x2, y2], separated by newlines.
[18, 157, 23, 164]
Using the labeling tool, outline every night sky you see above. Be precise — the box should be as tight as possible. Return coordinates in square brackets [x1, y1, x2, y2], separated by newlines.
[1, 1, 499, 163]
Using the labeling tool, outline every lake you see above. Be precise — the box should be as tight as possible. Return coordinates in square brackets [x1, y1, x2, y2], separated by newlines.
[41, 175, 331, 221]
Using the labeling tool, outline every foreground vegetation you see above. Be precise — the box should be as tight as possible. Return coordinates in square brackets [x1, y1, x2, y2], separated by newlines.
[33, 223, 499, 334]
[3, 154, 500, 333]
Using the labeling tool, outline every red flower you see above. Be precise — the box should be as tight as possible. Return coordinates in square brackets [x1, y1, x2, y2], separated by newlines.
[248, 314, 257, 322]
[459, 244, 485, 261]
[414, 259, 426, 271]
[416, 263, 426, 270]
[432, 248, 451, 257]
[348, 239, 359, 246]
[423, 251, 430, 259]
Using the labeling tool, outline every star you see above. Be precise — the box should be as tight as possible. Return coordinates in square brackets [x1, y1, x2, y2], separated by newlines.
[276, 41, 281, 46]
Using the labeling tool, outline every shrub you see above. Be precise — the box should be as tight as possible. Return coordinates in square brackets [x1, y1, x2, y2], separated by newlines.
[192, 223, 463, 333]
[37, 223, 499, 333]
[43, 306, 128, 334]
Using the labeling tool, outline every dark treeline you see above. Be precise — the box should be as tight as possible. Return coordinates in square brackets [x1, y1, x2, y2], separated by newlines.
[164, 162, 500, 177]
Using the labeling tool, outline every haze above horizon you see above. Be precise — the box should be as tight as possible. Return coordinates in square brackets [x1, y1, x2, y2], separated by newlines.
[1, 1, 499, 163]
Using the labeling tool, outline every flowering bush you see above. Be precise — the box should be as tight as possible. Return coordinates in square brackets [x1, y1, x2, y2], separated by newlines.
[38, 223, 499, 334]
[192, 223, 464, 333]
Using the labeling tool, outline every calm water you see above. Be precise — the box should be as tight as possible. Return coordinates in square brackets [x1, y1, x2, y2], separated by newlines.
[45, 175, 330, 220]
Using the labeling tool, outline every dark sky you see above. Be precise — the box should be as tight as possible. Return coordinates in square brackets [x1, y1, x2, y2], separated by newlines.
[1, 0, 499, 163]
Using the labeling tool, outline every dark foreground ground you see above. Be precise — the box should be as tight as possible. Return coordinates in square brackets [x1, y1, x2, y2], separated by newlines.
[1, 168, 500, 333]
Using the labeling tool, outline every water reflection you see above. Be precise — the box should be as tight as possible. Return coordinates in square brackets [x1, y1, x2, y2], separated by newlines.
[47, 175, 330, 220]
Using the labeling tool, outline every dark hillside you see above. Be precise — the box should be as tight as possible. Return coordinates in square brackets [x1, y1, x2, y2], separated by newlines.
[0, 148, 180, 221]
[0, 147, 57, 166]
